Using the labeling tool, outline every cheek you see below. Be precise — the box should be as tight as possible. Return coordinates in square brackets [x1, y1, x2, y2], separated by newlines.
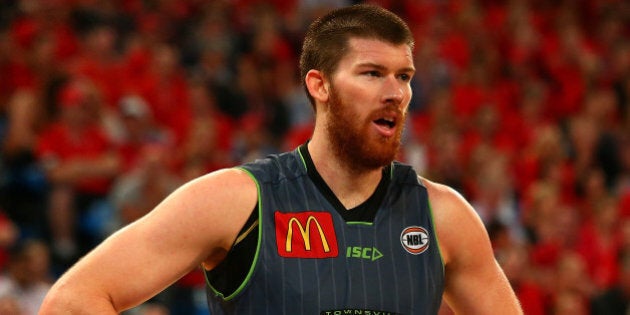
[404, 85, 413, 102]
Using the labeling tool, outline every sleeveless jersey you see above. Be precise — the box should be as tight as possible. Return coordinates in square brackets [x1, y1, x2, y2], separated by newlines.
[205, 147, 445, 315]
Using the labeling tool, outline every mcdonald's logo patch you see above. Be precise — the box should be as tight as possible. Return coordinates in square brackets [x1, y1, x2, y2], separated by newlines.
[275, 211, 338, 258]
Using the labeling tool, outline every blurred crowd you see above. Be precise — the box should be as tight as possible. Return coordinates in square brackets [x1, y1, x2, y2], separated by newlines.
[0, 0, 628, 314]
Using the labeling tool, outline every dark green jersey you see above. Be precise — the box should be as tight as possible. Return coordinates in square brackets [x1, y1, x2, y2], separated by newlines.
[205, 145, 444, 315]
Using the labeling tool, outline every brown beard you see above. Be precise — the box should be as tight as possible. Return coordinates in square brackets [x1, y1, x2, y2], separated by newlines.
[325, 84, 406, 173]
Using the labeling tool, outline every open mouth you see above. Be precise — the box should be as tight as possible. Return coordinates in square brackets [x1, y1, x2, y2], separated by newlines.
[374, 117, 396, 129]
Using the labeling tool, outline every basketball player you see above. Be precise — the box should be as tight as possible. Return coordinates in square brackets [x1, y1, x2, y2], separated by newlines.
[40, 4, 522, 314]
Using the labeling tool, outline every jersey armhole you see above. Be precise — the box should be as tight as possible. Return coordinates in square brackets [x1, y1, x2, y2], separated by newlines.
[204, 167, 263, 301]
[420, 176, 446, 277]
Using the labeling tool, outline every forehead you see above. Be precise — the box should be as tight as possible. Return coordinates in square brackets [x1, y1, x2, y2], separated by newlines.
[338, 37, 414, 70]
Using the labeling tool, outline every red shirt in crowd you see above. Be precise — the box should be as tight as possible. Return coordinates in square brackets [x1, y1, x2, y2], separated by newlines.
[36, 123, 116, 195]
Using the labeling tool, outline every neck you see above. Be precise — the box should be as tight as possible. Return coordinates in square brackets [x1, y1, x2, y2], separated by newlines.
[307, 139, 384, 209]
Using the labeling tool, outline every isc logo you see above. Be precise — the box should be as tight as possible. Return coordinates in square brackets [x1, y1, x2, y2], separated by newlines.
[346, 246, 383, 261]
[400, 226, 430, 255]
[275, 211, 339, 258]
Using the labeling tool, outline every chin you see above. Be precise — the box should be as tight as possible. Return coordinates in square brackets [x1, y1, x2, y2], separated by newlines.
[354, 143, 399, 170]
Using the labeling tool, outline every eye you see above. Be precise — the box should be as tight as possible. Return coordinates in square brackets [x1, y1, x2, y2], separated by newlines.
[398, 73, 412, 82]
[364, 70, 381, 77]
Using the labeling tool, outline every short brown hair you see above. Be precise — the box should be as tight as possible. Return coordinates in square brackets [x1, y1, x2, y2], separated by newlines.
[299, 4, 414, 107]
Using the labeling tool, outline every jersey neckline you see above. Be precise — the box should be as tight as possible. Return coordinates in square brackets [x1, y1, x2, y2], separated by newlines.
[297, 143, 391, 223]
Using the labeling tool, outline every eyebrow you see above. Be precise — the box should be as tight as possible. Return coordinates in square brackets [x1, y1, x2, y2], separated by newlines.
[355, 62, 416, 74]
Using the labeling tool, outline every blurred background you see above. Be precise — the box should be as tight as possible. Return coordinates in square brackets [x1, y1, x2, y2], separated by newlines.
[0, 0, 628, 314]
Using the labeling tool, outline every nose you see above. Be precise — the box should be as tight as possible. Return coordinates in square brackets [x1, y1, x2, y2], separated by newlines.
[381, 76, 405, 106]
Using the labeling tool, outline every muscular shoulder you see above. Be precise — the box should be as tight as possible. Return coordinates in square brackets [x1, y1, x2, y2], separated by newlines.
[419, 177, 489, 266]
[420, 178, 471, 221]
[182, 167, 257, 202]
[150, 168, 258, 256]
[419, 178, 462, 206]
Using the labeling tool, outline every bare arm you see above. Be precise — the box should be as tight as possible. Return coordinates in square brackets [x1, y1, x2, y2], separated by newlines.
[40, 168, 258, 314]
[424, 179, 522, 314]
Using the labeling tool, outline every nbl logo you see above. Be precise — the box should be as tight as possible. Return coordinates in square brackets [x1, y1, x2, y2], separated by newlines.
[400, 226, 430, 255]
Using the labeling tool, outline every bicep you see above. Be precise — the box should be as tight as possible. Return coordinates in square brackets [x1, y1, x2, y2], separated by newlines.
[52, 168, 257, 312]
[427, 181, 522, 314]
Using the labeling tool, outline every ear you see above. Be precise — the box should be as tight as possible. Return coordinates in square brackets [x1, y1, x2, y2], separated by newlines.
[305, 70, 330, 104]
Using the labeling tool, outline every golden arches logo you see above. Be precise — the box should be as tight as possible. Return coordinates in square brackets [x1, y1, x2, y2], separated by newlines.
[286, 216, 330, 253]
[275, 211, 338, 258]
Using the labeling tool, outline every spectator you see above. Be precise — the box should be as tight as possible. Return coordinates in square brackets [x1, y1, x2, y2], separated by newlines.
[183, 2, 237, 87]
[551, 251, 596, 315]
[591, 249, 630, 314]
[133, 43, 191, 146]
[66, 10, 123, 109]
[1, 88, 50, 240]
[468, 148, 524, 242]
[176, 82, 234, 180]
[114, 94, 173, 173]
[36, 77, 120, 269]
[576, 195, 622, 290]
[496, 243, 546, 315]
[0, 211, 19, 271]
[0, 239, 52, 315]
[109, 143, 181, 227]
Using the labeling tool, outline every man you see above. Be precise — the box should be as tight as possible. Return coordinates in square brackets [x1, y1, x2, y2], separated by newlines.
[0, 239, 52, 315]
[40, 4, 522, 314]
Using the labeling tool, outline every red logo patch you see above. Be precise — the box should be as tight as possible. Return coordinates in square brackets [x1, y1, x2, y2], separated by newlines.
[275, 211, 338, 258]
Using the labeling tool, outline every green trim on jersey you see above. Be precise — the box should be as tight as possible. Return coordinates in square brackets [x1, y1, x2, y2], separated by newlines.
[205, 167, 264, 301]
[389, 162, 395, 179]
[422, 176, 446, 276]
[297, 146, 308, 171]
[346, 221, 374, 226]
